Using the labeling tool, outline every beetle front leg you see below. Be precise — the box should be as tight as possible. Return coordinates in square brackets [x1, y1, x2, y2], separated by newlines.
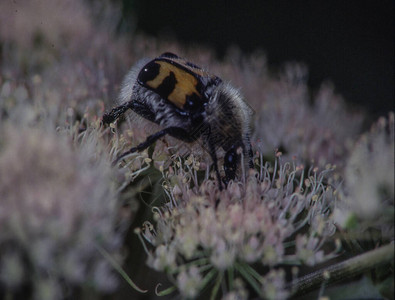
[102, 100, 157, 125]
[113, 126, 194, 166]
[102, 102, 132, 124]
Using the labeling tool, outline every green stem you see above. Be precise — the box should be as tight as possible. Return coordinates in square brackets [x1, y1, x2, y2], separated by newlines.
[95, 244, 147, 293]
[227, 267, 234, 291]
[235, 262, 263, 297]
[210, 271, 224, 300]
[242, 262, 264, 282]
[182, 257, 210, 269]
[200, 268, 218, 291]
[155, 284, 177, 296]
[290, 243, 394, 296]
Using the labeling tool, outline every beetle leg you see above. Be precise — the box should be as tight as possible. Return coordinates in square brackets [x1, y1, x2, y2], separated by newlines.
[102, 100, 157, 125]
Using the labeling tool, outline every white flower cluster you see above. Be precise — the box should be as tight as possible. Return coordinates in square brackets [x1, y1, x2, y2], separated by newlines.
[138, 156, 339, 299]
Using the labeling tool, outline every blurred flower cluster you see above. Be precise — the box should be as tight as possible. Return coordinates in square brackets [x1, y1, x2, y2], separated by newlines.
[335, 113, 394, 239]
[137, 154, 339, 299]
[0, 0, 133, 116]
[0, 81, 126, 299]
[251, 63, 364, 169]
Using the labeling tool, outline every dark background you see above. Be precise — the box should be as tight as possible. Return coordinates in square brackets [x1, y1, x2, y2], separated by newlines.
[122, 0, 393, 119]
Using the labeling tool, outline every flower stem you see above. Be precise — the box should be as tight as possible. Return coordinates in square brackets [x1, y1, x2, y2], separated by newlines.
[95, 243, 147, 293]
[290, 243, 394, 296]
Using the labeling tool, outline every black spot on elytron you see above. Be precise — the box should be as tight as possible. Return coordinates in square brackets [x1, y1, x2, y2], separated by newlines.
[156, 71, 177, 100]
[159, 52, 179, 59]
[138, 61, 160, 85]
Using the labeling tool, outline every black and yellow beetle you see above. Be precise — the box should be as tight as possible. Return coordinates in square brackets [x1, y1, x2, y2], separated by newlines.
[102, 52, 254, 190]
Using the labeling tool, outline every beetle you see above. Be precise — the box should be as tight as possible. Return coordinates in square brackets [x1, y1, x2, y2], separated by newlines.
[102, 52, 254, 189]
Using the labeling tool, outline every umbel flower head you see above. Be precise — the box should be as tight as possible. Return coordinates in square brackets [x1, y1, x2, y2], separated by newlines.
[137, 154, 339, 299]
[0, 117, 122, 299]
